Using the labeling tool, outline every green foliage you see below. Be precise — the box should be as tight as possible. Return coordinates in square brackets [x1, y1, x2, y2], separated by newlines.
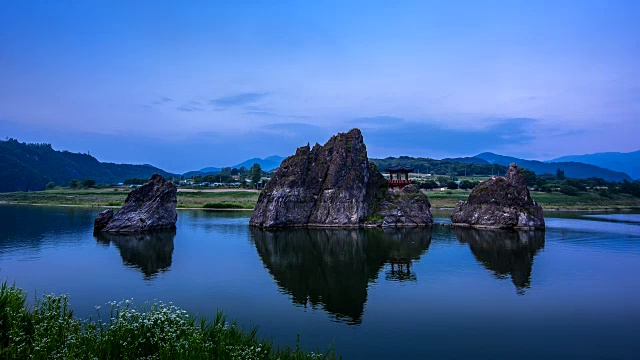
[202, 202, 248, 209]
[45, 182, 55, 190]
[556, 168, 566, 180]
[123, 178, 148, 185]
[0, 282, 334, 360]
[0, 138, 176, 192]
[250, 163, 263, 187]
[69, 179, 79, 189]
[419, 180, 439, 190]
[372, 156, 508, 178]
[83, 179, 96, 188]
[559, 185, 580, 196]
[446, 181, 459, 190]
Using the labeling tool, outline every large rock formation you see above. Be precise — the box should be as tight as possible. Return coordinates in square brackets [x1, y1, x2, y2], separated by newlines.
[249, 128, 433, 227]
[94, 174, 178, 232]
[451, 163, 545, 229]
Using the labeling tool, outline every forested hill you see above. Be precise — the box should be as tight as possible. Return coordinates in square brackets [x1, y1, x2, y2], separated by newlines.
[371, 154, 631, 182]
[371, 156, 509, 177]
[475, 152, 631, 182]
[0, 138, 176, 192]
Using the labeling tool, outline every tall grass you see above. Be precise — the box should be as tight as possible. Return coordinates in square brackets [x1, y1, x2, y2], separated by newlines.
[0, 282, 334, 360]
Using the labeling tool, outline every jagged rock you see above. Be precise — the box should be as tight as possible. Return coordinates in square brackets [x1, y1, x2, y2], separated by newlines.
[249, 128, 433, 228]
[94, 174, 177, 232]
[451, 163, 545, 229]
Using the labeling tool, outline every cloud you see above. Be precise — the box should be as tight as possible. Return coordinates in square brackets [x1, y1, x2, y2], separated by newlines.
[209, 92, 267, 109]
[176, 105, 204, 112]
[361, 117, 539, 158]
[151, 96, 173, 105]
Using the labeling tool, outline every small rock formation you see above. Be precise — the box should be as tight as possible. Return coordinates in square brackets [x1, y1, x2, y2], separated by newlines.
[451, 163, 545, 229]
[366, 185, 434, 226]
[249, 128, 433, 227]
[94, 174, 178, 232]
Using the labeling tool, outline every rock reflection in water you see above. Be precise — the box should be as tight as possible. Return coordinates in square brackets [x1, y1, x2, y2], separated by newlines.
[453, 227, 545, 294]
[95, 230, 175, 279]
[251, 227, 432, 324]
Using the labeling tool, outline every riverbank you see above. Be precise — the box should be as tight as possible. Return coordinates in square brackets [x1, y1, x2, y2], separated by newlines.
[0, 282, 333, 359]
[1, 187, 639, 211]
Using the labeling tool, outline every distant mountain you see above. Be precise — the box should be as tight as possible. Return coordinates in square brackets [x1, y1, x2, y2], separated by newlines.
[0, 138, 177, 192]
[199, 166, 221, 173]
[441, 157, 489, 165]
[183, 155, 285, 177]
[549, 150, 640, 180]
[475, 152, 631, 182]
[231, 155, 284, 171]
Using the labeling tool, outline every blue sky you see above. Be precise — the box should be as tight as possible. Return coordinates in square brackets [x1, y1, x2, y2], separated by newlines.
[1, 0, 639, 173]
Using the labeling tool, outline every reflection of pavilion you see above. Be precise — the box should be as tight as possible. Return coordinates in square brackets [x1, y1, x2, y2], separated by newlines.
[386, 258, 416, 282]
[251, 227, 431, 324]
[453, 227, 545, 294]
[95, 230, 176, 279]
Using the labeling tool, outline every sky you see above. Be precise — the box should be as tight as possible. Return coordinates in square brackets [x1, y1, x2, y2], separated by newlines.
[1, 0, 639, 173]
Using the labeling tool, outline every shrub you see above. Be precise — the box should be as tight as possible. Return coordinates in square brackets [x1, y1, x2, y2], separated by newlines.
[203, 202, 246, 209]
[45, 182, 55, 190]
[559, 185, 580, 196]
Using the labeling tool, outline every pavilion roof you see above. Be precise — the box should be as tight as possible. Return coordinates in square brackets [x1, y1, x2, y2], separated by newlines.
[384, 165, 414, 172]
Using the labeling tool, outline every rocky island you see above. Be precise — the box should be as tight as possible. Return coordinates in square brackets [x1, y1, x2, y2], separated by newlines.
[249, 128, 433, 228]
[94, 174, 178, 232]
[450, 163, 545, 229]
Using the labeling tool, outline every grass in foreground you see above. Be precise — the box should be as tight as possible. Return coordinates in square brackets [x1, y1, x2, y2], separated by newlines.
[0, 282, 334, 360]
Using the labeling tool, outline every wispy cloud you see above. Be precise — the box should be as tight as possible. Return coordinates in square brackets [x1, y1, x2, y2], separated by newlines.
[151, 96, 173, 105]
[176, 105, 204, 112]
[209, 92, 267, 109]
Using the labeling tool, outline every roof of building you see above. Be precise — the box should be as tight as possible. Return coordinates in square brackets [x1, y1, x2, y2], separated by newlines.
[384, 165, 415, 172]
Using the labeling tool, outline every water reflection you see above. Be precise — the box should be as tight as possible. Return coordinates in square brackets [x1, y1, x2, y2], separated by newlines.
[453, 228, 545, 294]
[251, 227, 432, 324]
[95, 230, 176, 279]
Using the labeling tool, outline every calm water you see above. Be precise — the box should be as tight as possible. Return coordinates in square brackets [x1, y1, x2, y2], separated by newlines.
[1, 205, 640, 359]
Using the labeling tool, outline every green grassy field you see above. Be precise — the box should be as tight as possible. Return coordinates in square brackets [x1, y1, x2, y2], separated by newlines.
[1, 187, 639, 210]
[425, 189, 640, 210]
[0, 188, 260, 209]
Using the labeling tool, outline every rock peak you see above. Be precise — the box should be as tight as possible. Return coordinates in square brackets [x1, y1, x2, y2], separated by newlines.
[451, 163, 544, 229]
[94, 174, 177, 232]
[250, 128, 433, 228]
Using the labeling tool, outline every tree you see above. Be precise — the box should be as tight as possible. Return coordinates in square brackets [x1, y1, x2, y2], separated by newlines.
[250, 163, 262, 187]
[447, 181, 459, 190]
[459, 180, 473, 190]
[556, 168, 566, 180]
[69, 179, 79, 189]
[521, 168, 537, 186]
[45, 182, 55, 190]
[419, 180, 439, 190]
[83, 179, 96, 188]
[559, 185, 579, 196]
[230, 168, 239, 176]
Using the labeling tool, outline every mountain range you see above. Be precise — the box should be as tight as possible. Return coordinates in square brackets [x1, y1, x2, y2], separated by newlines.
[1, 137, 637, 193]
[549, 150, 640, 180]
[475, 152, 630, 182]
[0, 138, 177, 192]
[182, 156, 286, 178]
